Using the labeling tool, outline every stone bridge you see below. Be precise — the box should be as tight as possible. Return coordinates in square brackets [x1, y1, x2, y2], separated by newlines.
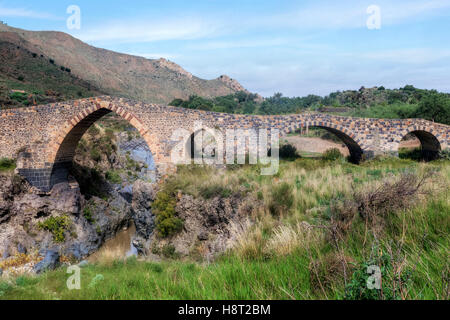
[0, 96, 448, 192]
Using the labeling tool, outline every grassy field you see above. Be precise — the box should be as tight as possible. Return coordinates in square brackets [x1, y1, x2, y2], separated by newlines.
[0, 157, 448, 300]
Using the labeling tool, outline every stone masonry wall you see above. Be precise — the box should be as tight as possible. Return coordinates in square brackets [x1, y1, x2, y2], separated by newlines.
[0, 96, 449, 191]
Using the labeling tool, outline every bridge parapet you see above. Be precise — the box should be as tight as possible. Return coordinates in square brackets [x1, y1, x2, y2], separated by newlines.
[0, 96, 448, 191]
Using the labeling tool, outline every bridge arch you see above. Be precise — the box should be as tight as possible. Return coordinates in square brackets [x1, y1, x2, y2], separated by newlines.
[46, 102, 163, 189]
[284, 121, 365, 164]
[397, 127, 442, 161]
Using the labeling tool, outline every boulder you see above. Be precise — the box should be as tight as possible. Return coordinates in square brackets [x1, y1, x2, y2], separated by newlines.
[34, 249, 60, 274]
[132, 181, 156, 239]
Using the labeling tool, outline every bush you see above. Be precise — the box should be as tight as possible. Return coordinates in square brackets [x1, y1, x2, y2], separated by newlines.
[345, 248, 413, 300]
[0, 158, 16, 171]
[161, 244, 180, 259]
[439, 149, 450, 160]
[106, 171, 122, 184]
[38, 215, 71, 243]
[90, 148, 101, 162]
[83, 206, 94, 223]
[199, 185, 232, 199]
[268, 182, 294, 216]
[399, 147, 423, 161]
[322, 148, 343, 161]
[279, 144, 300, 160]
[152, 191, 183, 238]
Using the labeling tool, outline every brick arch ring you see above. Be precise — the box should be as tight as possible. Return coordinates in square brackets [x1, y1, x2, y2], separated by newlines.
[46, 100, 165, 166]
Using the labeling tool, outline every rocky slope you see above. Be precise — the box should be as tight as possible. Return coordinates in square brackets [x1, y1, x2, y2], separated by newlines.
[0, 24, 249, 104]
[0, 115, 257, 275]
[0, 31, 104, 109]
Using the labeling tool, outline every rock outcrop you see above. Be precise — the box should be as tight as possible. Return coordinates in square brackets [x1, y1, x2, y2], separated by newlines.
[152, 191, 259, 260]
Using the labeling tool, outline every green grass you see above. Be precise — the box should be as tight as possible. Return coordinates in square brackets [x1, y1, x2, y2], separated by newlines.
[1, 158, 448, 300]
[0, 158, 16, 172]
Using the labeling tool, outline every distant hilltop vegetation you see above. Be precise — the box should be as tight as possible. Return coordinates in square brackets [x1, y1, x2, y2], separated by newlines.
[170, 86, 450, 125]
[0, 24, 248, 106]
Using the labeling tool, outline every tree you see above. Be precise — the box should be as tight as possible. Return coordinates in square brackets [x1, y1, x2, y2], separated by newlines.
[413, 93, 450, 124]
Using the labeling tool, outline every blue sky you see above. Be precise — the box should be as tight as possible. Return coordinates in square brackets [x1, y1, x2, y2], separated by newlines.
[1, 0, 450, 97]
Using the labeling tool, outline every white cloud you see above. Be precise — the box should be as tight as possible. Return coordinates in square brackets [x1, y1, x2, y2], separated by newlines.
[0, 5, 58, 19]
[74, 18, 222, 43]
[246, 0, 450, 30]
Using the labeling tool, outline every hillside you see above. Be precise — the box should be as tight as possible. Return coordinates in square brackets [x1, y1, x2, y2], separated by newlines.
[0, 24, 248, 104]
[0, 32, 104, 109]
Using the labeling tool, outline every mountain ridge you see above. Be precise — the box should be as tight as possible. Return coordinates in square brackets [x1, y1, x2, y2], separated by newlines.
[0, 24, 249, 104]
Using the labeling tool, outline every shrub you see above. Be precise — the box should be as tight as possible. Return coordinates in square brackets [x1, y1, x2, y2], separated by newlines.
[345, 247, 413, 300]
[161, 244, 180, 259]
[309, 252, 355, 294]
[83, 206, 94, 223]
[279, 143, 300, 160]
[439, 149, 450, 160]
[322, 148, 343, 161]
[328, 170, 435, 242]
[106, 171, 122, 184]
[17, 76, 24, 81]
[90, 148, 101, 162]
[88, 125, 100, 136]
[268, 182, 294, 216]
[199, 184, 232, 199]
[38, 215, 71, 243]
[152, 191, 183, 238]
[0, 158, 16, 171]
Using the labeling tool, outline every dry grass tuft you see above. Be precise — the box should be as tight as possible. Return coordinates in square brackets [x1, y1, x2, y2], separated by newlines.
[265, 222, 323, 256]
[309, 251, 355, 295]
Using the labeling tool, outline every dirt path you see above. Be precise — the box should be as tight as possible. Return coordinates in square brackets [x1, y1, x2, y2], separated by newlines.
[284, 136, 350, 156]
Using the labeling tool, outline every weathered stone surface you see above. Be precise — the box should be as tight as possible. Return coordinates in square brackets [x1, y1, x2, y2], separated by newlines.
[153, 192, 258, 258]
[34, 249, 60, 274]
[0, 96, 448, 191]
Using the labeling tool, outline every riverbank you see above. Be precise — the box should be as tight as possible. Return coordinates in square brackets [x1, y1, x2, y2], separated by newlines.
[1, 157, 448, 300]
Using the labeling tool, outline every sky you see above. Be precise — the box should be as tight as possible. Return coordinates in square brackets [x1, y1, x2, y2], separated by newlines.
[1, 0, 450, 97]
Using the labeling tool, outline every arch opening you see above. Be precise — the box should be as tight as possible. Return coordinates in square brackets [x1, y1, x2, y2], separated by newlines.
[284, 125, 363, 164]
[49, 108, 156, 194]
[185, 129, 219, 164]
[399, 130, 441, 161]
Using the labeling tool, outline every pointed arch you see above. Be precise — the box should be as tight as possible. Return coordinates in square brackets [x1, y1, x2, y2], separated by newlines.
[46, 101, 163, 188]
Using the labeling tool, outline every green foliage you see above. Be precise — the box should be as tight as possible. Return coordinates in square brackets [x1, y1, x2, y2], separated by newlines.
[37, 215, 71, 243]
[90, 148, 101, 162]
[161, 244, 180, 259]
[0, 158, 16, 172]
[83, 206, 94, 224]
[345, 251, 413, 300]
[152, 191, 183, 238]
[412, 92, 450, 125]
[439, 149, 450, 160]
[105, 171, 122, 184]
[199, 185, 232, 199]
[268, 182, 294, 216]
[399, 148, 423, 161]
[172, 92, 258, 114]
[279, 143, 300, 160]
[322, 148, 344, 161]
